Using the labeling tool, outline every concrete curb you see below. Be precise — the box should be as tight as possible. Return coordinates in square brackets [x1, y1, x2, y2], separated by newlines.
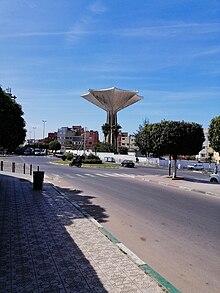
[143, 178, 219, 198]
[51, 183, 181, 293]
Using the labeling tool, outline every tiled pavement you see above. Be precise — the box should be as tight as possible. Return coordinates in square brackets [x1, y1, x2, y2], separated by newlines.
[0, 173, 164, 293]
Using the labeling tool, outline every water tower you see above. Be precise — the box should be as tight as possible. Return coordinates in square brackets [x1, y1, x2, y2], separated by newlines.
[81, 87, 143, 144]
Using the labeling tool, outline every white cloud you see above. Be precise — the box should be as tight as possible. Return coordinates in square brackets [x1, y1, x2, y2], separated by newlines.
[114, 22, 220, 38]
[88, 1, 107, 14]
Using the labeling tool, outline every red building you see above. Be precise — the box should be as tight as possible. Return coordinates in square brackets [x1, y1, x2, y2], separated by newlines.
[39, 132, 57, 144]
[82, 129, 99, 149]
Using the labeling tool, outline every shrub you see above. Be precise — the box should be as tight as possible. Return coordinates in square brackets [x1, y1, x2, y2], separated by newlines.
[82, 153, 102, 164]
[65, 152, 74, 161]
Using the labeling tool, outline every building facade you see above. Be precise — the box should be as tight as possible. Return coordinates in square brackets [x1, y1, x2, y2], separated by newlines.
[118, 132, 138, 151]
[81, 129, 99, 150]
[57, 126, 99, 150]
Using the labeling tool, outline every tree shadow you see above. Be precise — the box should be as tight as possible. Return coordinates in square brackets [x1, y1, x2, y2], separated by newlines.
[182, 177, 211, 184]
[0, 173, 109, 292]
[55, 186, 109, 224]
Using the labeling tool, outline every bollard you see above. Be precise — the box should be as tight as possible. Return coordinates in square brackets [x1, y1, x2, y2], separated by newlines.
[33, 171, 44, 190]
[23, 163, 26, 174]
[12, 162, 15, 173]
[30, 164, 32, 175]
[0, 161, 3, 171]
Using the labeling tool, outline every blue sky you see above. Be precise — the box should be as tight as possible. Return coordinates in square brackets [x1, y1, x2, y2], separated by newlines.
[1, 0, 220, 140]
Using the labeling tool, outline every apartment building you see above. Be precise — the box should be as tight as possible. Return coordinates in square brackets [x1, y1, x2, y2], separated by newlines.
[118, 132, 138, 151]
[57, 126, 99, 149]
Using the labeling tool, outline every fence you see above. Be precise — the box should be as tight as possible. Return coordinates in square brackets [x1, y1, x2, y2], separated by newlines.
[0, 160, 40, 175]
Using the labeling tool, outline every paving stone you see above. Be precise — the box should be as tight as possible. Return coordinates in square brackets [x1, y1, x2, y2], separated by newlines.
[0, 174, 164, 293]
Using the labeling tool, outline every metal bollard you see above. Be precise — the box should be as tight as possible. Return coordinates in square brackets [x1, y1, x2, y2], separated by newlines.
[23, 163, 26, 174]
[0, 161, 3, 171]
[12, 162, 15, 173]
[30, 164, 32, 175]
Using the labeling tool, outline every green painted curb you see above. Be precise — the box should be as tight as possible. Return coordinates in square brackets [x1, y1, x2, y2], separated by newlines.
[191, 189, 206, 194]
[99, 227, 120, 244]
[140, 264, 181, 293]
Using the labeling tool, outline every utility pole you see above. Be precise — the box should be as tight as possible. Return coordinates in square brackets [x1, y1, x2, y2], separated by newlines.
[42, 120, 46, 139]
[33, 127, 36, 145]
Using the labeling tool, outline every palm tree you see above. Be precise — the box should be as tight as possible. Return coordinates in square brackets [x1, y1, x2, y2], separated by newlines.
[111, 124, 121, 151]
[102, 123, 111, 143]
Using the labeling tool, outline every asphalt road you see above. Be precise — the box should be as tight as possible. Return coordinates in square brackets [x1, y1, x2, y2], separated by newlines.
[1, 156, 220, 293]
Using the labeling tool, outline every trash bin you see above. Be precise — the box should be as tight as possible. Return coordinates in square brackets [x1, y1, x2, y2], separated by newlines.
[33, 171, 44, 190]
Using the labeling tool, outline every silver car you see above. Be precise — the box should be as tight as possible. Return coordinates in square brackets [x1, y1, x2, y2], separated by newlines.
[209, 173, 220, 183]
[187, 163, 204, 171]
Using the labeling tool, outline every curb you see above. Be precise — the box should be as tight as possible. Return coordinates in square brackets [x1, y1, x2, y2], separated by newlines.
[143, 178, 219, 198]
[51, 183, 181, 293]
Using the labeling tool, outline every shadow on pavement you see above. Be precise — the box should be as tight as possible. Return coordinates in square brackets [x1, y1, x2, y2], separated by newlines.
[0, 173, 108, 292]
[182, 177, 211, 184]
[57, 186, 109, 223]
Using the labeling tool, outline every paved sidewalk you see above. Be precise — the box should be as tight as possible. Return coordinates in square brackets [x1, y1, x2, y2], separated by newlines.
[0, 173, 166, 293]
[139, 174, 220, 198]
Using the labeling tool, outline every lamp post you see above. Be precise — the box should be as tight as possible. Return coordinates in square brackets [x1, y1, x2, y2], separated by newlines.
[42, 120, 46, 139]
[29, 131, 32, 144]
[33, 127, 36, 144]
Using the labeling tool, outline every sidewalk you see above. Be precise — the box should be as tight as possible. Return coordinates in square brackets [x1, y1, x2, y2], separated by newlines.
[0, 172, 168, 293]
[139, 174, 220, 198]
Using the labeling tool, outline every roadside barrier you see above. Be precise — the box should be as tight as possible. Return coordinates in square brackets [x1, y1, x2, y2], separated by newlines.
[0, 160, 37, 176]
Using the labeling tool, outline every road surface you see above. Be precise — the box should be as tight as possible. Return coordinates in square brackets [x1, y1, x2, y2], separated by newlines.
[1, 156, 220, 293]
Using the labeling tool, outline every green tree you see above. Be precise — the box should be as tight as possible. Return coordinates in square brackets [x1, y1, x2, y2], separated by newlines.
[0, 87, 26, 151]
[118, 146, 128, 154]
[38, 142, 49, 150]
[49, 140, 61, 151]
[93, 142, 116, 153]
[134, 119, 152, 156]
[102, 123, 111, 143]
[150, 120, 205, 177]
[208, 116, 220, 153]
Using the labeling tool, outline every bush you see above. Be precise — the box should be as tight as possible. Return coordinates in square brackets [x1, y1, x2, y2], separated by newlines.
[82, 153, 102, 164]
[118, 147, 128, 154]
[83, 158, 102, 164]
[65, 152, 74, 161]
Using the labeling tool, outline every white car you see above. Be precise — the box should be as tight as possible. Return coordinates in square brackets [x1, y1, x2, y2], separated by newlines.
[209, 173, 220, 183]
[187, 163, 204, 171]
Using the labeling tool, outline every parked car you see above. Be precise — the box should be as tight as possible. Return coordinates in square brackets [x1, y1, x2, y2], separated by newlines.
[23, 148, 33, 155]
[121, 160, 135, 168]
[34, 149, 45, 156]
[104, 157, 115, 163]
[187, 163, 204, 171]
[209, 173, 220, 183]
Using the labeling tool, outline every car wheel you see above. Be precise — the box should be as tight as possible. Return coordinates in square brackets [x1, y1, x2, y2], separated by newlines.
[210, 178, 218, 183]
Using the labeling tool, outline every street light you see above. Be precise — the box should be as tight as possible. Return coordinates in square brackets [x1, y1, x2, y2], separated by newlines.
[42, 120, 47, 139]
[33, 127, 36, 144]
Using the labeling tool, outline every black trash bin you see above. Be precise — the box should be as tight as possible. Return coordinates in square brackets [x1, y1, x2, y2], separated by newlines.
[33, 171, 44, 190]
